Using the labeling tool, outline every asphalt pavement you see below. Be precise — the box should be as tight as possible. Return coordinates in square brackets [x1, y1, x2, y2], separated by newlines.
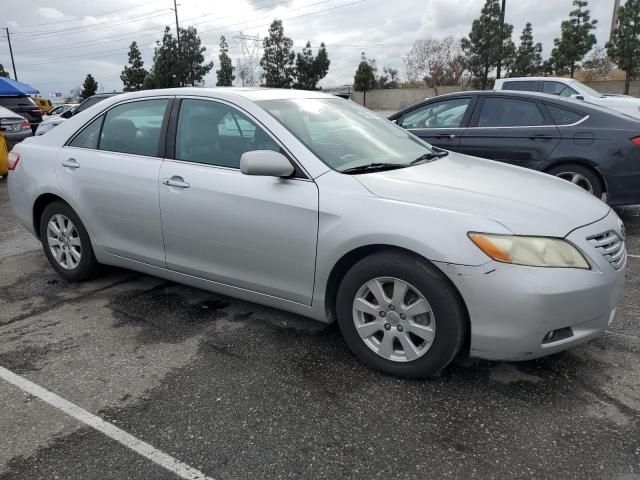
[0, 178, 639, 480]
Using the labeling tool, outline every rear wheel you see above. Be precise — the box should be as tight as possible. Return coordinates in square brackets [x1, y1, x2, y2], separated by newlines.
[547, 163, 603, 198]
[40, 201, 100, 282]
[336, 251, 466, 378]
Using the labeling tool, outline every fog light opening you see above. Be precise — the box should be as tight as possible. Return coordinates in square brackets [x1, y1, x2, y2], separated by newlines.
[542, 327, 574, 344]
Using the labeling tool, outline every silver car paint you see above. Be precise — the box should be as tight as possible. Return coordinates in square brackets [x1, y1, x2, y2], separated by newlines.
[8, 87, 627, 361]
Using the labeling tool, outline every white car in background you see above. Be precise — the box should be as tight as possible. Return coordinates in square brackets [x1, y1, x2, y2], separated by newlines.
[494, 77, 640, 119]
[45, 103, 77, 118]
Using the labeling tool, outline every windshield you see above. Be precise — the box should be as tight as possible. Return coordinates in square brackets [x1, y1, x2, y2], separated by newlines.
[257, 98, 435, 172]
[572, 80, 605, 98]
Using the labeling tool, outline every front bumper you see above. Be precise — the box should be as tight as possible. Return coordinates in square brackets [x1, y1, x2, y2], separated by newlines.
[438, 210, 627, 361]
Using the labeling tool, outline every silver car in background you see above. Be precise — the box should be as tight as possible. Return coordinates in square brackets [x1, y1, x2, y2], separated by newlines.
[0, 106, 32, 150]
[7, 88, 627, 378]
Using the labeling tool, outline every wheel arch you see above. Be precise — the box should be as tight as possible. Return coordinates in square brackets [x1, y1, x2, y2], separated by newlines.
[33, 193, 68, 240]
[543, 159, 608, 195]
[323, 244, 471, 358]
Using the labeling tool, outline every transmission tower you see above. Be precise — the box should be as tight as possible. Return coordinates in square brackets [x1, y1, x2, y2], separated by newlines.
[234, 32, 262, 87]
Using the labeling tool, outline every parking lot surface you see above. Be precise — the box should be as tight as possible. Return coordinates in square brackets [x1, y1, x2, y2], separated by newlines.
[0, 178, 639, 479]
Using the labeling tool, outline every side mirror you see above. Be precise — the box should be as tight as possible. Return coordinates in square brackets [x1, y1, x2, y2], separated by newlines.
[61, 110, 73, 119]
[570, 94, 585, 101]
[240, 150, 294, 178]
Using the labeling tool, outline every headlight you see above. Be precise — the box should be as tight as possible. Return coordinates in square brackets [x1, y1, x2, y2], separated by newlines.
[468, 233, 589, 269]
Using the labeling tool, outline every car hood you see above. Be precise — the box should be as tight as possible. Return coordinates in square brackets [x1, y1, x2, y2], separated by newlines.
[354, 153, 610, 237]
[596, 95, 640, 118]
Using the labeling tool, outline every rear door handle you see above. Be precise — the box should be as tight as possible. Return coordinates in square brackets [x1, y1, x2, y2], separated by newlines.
[435, 134, 456, 139]
[162, 177, 190, 189]
[530, 134, 552, 141]
[61, 158, 80, 169]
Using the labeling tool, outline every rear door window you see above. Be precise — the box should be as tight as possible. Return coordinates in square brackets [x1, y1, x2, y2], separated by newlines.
[502, 81, 539, 92]
[98, 99, 168, 157]
[476, 97, 549, 127]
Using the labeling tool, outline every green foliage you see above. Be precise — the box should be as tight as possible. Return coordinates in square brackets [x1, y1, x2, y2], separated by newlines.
[0, 64, 9, 78]
[550, 0, 597, 78]
[179, 26, 214, 87]
[261, 19, 296, 88]
[353, 52, 377, 106]
[377, 67, 399, 89]
[294, 42, 330, 90]
[511, 23, 543, 77]
[81, 74, 98, 99]
[606, 0, 640, 94]
[460, 0, 515, 89]
[216, 36, 235, 86]
[146, 26, 213, 89]
[121, 42, 148, 92]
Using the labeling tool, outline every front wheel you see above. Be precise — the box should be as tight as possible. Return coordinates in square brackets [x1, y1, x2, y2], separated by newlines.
[336, 251, 466, 378]
[40, 201, 100, 282]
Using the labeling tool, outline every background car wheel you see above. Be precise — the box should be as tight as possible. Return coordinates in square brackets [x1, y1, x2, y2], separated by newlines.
[336, 251, 466, 379]
[547, 164, 603, 198]
[40, 201, 100, 282]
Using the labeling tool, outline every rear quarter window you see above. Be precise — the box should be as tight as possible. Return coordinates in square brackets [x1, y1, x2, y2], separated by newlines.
[545, 105, 587, 125]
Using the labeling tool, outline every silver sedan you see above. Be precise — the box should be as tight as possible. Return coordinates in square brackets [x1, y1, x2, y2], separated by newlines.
[7, 88, 627, 378]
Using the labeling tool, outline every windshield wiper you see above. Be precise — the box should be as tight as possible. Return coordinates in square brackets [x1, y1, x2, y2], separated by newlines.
[341, 163, 408, 174]
[410, 150, 449, 165]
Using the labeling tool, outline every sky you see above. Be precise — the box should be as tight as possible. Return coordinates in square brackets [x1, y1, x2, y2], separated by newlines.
[0, 0, 620, 97]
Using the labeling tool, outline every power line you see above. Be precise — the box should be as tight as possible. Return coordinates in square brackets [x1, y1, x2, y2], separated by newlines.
[7, 0, 160, 29]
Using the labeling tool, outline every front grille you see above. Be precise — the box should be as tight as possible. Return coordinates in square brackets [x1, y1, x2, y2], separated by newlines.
[587, 230, 626, 270]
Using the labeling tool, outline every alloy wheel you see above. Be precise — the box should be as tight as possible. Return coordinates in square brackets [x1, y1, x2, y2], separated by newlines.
[47, 214, 82, 270]
[554, 171, 594, 194]
[352, 277, 435, 362]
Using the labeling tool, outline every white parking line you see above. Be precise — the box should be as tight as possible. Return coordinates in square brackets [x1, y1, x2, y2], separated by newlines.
[0, 365, 213, 480]
[628, 253, 640, 259]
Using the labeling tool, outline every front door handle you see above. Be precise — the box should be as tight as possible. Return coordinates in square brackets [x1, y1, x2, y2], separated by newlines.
[162, 177, 190, 189]
[61, 158, 80, 169]
[435, 134, 456, 139]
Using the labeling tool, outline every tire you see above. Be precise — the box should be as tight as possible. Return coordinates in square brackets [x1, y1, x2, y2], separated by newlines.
[336, 251, 466, 379]
[547, 163, 603, 199]
[39, 201, 100, 282]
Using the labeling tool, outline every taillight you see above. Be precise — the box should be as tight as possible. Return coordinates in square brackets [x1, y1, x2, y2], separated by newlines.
[7, 152, 21, 170]
[631, 136, 640, 146]
[22, 119, 30, 130]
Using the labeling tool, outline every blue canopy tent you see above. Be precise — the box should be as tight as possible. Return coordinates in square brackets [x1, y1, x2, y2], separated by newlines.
[0, 77, 39, 96]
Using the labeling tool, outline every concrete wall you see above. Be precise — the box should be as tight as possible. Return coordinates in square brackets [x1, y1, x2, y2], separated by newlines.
[350, 80, 640, 111]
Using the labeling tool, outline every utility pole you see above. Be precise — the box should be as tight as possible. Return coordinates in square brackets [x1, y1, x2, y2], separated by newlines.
[609, 0, 621, 42]
[173, 0, 180, 47]
[496, 0, 506, 80]
[5, 28, 17, 81]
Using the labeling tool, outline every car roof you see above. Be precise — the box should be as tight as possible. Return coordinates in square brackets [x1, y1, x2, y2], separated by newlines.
[389, 89, 640, 123]
[496, 77, 576, 83]
[106, 87, 333, 103]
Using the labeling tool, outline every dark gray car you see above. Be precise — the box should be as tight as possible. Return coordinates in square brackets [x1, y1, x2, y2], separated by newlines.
[389, 90, 640, 206]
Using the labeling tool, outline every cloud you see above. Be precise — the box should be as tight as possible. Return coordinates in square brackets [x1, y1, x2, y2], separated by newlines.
[1, 0, 617, 96]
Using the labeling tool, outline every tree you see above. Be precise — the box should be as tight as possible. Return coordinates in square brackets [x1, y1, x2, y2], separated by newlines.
[460, 0, 515, 89]
[146, 26, 213, 89]
[377, 66, 399, 89]
[511, 23, 543, 77]
[178, 26, 214, 87]
[607, 0, 640, 94]
[550, 0, 597, 78]
[216, 36, 235, 86]
[0, 64, 9, 78]
[121, 41, 148, 92]
[406, 36, 464, 94]
[294, 41, 330, 90]
[353, 52, 377, 107]
[581, 46, 614, 82]
[81, 74, 98, 99]
[260, 19, 295, 88]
